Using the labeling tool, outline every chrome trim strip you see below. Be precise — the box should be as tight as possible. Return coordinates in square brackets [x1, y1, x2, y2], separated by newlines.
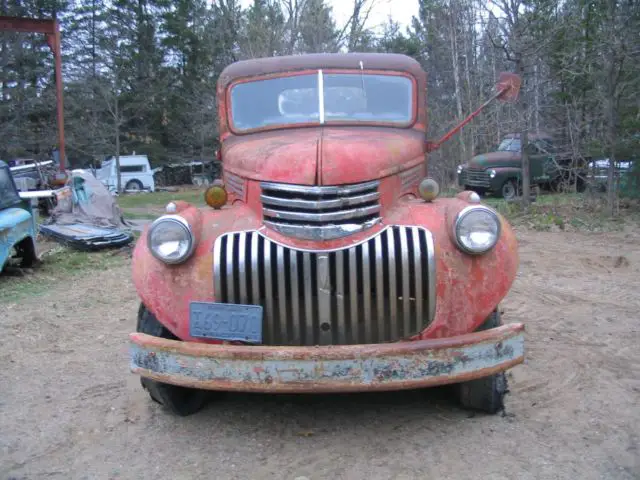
[290, 249, 300, 345]
[260, 191, 379, 210]
[250, 232, 260, 304]
[348, 247, 358, 343]
[303, 252, 314, 345]
[276, 244, 287, 341]
[238, 232, 248, 303]
[374, 234, 385, 342]
[399, 226, 410, 337]
[213, 233, 223, 299]
[263, 204, 380, 222]
[411, 227, 423, 325]
[260, 180, 379, 196]
[362, 241, 372, 343]
[426, 230, 437, 324]
[386, 228, 397, 328]
[263, 238, 275, 342]
[317, 254, 332, 345]
[263, 217, 381, 242]
[225, 232, 235, 301]
[335, 250, 346, 344]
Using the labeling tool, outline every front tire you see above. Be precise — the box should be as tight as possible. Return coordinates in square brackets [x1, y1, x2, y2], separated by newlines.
[125, 179, 143, 191]
[457, 309, 509, 414]
[500, 179, 519, 200]
[136, 304, 213, 416]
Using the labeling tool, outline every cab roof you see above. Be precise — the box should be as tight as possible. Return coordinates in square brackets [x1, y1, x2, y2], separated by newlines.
[218, 53, 426, 89]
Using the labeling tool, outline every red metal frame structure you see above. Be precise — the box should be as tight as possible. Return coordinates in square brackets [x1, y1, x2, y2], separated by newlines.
[0, 15, 66, 172]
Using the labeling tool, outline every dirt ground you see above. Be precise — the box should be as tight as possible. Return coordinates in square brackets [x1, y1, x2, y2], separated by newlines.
[1, 227, 639, 480]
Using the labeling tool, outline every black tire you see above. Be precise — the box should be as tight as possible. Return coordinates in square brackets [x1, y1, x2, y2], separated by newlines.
[500, 179, 519, 200]
[457, 309, 509, 414]
[137, 304, 212, 416]
[125, 179, 143, 191]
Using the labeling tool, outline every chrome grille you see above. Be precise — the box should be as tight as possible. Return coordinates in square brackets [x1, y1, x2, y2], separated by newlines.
[260, 180, 381, 240]
[213, 226, 436, 346]
[460, 168, 490, 187]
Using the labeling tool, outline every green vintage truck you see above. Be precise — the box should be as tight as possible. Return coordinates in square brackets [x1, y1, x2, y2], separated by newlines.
[457, 133, 589, 199]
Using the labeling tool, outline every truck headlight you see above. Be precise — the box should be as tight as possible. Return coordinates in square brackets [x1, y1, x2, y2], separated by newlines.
[148, 215, 195, 264]
[488, 169, 496, 178]
[453, 205, 501, 254]
[457, 165, 464, 174]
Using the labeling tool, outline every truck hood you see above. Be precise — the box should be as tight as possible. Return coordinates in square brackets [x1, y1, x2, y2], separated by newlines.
[468, 151, 520, 168]
[222, 127, 425, 185]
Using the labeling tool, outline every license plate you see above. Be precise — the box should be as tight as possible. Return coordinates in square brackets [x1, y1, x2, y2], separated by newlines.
[189, 302, 263, 343]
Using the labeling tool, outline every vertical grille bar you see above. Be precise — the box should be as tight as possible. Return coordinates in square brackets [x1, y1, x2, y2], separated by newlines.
[386, 228, 398, 336]
[263, 239, 274, 344]
[213, 226, 435, 347]
[361, 242, 372, 343]
[399, 226, 411, 337]
[237, 232, 248, 304]
[317, 254, 332, 345]
[276, 244, 287, 343]
[213, 235, 223, 301]
[225, 234, 235, 302]
[335, 250, 346, 344]
[289, 250, 300, 345]
[302, 252, 314, 346]
[411, 228, 423, 325]
[374, 235, 385, 342]
[250, 233, 260, 304]
[348, 247, 358, 343]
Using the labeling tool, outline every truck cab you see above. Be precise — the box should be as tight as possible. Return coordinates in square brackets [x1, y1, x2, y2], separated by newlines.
[97, 154, 155, 193]
[128, 53, 525, 417]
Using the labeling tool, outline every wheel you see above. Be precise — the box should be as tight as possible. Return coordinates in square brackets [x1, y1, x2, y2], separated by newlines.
[136, 304, 212, 416]
[125, 179, 143, 191]
[457, 309, 509, 414]
[500, 179, 519, 200]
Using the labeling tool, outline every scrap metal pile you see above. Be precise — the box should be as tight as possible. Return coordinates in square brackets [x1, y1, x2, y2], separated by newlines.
[39, 169, 134, 251]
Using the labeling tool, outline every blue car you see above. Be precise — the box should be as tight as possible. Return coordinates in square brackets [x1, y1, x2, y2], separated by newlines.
[0, 160, 40, 272]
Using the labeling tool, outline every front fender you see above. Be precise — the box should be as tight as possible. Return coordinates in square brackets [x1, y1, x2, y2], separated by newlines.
[382, 196, 518, 339]
[132, 203, 262, 341]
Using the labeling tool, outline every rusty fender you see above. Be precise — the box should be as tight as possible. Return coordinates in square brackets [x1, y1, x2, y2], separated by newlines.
[129, 323, 525, 393]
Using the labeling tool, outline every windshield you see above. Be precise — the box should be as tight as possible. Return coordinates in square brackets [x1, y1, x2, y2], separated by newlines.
[497, 138, 521, 152]
[229, 71, 414, 132]
[0, 167, 21, 210]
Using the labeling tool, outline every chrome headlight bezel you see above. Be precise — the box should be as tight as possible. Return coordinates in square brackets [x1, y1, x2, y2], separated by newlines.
[453, 205, 501, 255]
[488, 169, 497, 179]
[147, 214, 195, 264]
[457, 165, 464, 174]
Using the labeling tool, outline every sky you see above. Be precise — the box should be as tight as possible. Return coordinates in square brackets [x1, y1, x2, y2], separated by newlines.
[237, 0, 420, 34]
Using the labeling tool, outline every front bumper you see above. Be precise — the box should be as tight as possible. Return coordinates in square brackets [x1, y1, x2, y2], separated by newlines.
[129, 323, 525, 393]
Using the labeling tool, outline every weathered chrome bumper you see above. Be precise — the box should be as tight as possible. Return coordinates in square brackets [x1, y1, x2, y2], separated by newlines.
[129, 323, 525, 393]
